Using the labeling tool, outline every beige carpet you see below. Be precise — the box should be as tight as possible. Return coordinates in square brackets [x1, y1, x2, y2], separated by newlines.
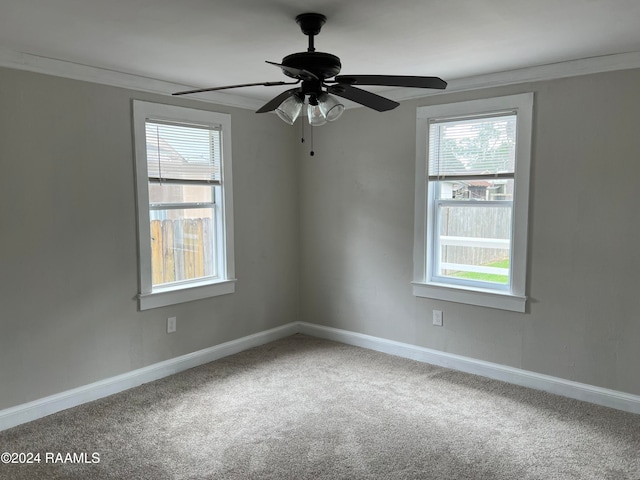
[1, 334, 638, 479]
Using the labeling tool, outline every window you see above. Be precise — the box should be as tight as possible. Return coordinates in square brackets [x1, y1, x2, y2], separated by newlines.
[133, 101, 235, 310]
[413, 94, 533, 312]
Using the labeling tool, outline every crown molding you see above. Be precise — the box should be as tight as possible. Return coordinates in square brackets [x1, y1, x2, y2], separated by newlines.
[2, 48, 640, 111]
[0, 48, 264, 110]
[384, 51, 640, 103]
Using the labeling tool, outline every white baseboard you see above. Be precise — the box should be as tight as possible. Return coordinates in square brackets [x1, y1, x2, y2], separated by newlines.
[0, 323, 298, 431]
[2, 321, 638, 432]
[298, 322, 640, 415]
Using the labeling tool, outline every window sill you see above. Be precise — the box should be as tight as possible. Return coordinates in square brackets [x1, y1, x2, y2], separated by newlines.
[411, 281, 526, 312]
[139, 279, 236, 311]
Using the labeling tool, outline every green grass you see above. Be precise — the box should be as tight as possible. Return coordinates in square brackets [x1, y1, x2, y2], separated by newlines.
[451, 258, 509, 284]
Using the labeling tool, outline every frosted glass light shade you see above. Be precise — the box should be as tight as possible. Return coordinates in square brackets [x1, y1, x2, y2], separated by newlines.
[276, 95, 304, 125]
[318, 93, 345, 122]
[307, 102, 327, 126]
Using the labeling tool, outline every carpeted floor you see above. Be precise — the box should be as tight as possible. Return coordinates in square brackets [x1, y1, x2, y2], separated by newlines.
[1, 334, 639, 479]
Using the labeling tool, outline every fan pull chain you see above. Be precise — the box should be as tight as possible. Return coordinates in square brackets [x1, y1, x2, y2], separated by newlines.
[299, 119, 315, 156]
[310, 125, 314, 156]
[298, 118, 315, 156]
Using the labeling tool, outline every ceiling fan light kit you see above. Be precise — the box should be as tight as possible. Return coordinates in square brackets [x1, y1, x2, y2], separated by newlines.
[274, 91, 344, 126]
[173, 13, 447, 126]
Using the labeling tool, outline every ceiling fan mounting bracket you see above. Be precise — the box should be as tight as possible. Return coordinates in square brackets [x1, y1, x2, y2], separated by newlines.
[295, 13, 326, 37]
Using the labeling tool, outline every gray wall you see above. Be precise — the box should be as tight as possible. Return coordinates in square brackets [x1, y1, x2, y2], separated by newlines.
[2, 65, 639, 412]
[300, 68, 640, 396]
[0, 67, 300, 410]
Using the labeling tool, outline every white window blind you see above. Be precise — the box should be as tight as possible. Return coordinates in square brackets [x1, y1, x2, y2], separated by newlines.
[145, 120, 221, 185]
[428, 113, 517, 180]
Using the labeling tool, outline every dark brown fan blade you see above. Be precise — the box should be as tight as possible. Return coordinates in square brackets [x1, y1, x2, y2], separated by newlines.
[266, 61, 319, 81]
[172, 81, 297, 96]
[327, 84, 399, 112]
[334, 75, 447, 90]
[256, 88, 301, 113]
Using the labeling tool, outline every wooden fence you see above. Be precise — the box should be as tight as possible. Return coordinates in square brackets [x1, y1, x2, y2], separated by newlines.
[439, 206, 511, 275]
[150, 218, 214, 286]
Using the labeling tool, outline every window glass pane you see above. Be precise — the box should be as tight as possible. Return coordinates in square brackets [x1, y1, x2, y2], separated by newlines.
[429, 114, 517, 177]
[437, 179, 514, 201]
[149, 208, 216, 286]
[436, 204, 511, 285]
[148, 183, 213, 205]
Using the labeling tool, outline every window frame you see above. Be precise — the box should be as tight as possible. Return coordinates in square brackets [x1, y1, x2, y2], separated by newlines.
[413, 93, 533, 312]
[132, 100, 235, 310]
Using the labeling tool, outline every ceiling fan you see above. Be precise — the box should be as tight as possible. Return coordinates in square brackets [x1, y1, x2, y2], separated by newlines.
[173, 13, 447, 126]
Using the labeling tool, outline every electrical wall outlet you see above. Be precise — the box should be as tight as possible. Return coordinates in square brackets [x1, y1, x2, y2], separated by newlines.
[167, 316, 177, 333]
[432, 310, 443, 326]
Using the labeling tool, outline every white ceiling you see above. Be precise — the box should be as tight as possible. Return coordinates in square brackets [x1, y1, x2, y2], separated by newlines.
[2, 0, 640, 106]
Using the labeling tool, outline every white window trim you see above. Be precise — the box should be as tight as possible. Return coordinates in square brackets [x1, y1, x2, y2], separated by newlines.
[133, 101, 236, 310]
[413, 93, 533, 312]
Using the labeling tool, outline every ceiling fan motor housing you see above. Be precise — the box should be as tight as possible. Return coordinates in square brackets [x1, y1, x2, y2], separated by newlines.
[281, 52, 342, 80]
